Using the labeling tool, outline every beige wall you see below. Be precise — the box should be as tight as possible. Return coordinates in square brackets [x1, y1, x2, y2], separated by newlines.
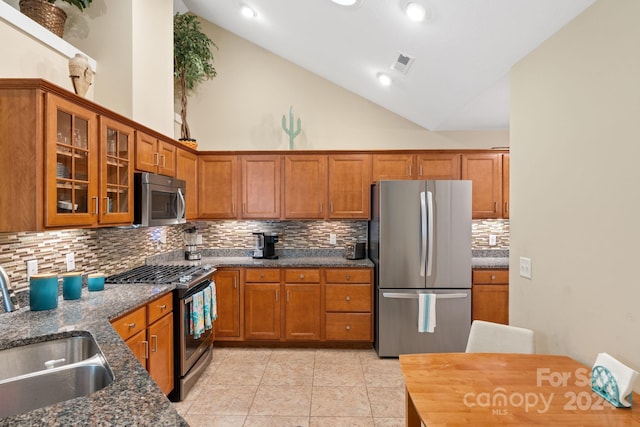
[510, 0, 640, 388]
[186, 20, 509, 151]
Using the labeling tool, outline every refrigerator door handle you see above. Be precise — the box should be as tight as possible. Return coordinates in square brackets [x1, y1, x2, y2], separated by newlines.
[426, 190, 434, 277]
[382, 292, 468, 299]
[420, 191, 427, 277]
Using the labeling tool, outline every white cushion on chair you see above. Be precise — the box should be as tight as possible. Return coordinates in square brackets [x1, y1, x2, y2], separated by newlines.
[465, 320, 535, 354]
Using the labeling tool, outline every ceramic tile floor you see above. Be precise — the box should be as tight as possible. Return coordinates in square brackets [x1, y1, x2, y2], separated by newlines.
[173, 347, 406, 427]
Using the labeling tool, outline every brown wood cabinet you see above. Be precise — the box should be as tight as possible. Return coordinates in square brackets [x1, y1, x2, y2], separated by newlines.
[175, 148, 198, 220]
[198, 155, 238, 219]
[372, 152, 461, 182]
[328, 154, 371, 219]
[244, 282, 281, 340]
[472, 269, 509, 325]
[213, 269, 241, 338]
[283, 155, 327, 219]
[416, 153, 461, 180]
[240, 155, 281, 219]
[371, 154, 414, 181]
[461, 153, 503, 218]
[502, 153, 510, 219]
[284, 269, 321, 341]
[99, 116, 134, 224]
[111, 292, 174, 395]
[324, 268, 373, 341]
[135, 131, 176, 177]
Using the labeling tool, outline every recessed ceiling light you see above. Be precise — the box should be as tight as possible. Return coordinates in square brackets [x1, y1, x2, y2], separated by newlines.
[376, 72, 392, 87]
[331, 0, 359, 5]
[406, 2, 427, 22]
[240, 4, 257, 18]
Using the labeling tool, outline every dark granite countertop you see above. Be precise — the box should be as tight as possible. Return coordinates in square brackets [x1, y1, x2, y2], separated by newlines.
[472, 249, 509, 269]
[0, 284, 187, 426]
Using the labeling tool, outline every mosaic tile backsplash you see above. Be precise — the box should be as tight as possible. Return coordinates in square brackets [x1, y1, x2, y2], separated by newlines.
[0, 219, 508, 293]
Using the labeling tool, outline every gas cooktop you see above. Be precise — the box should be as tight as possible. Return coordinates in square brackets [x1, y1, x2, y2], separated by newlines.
[105, 264, 213, 288]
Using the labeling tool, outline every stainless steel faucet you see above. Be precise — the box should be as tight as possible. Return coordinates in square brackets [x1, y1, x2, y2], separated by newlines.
[0, 266, 17, 312]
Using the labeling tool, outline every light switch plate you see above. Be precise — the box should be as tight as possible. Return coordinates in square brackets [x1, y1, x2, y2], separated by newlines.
[519, 257, 532, 279]
[329, 234, 337, 245]
[489, 234, 497, 246]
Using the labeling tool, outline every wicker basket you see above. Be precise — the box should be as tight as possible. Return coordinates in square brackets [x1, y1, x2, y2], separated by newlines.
[19, 0, 67, 38]
[181, 140, 198, 150]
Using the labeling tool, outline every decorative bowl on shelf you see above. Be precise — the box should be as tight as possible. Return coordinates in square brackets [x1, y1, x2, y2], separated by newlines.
[57, 200, 78, 212]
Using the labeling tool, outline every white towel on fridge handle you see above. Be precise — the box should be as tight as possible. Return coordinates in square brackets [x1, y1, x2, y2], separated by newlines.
[418, 293, 436, 333]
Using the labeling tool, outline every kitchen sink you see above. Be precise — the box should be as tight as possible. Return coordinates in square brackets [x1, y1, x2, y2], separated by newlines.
[0, 334, 114, 419]
[0, 335, 101, 382]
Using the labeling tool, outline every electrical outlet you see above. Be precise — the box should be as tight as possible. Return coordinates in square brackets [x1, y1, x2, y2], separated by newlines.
[329, 233, 337, 245]
[66, 252, 75, 272]
[489, 234, 497, 246]
[26, 259, 38, 279]
[519, 257, 532, 279]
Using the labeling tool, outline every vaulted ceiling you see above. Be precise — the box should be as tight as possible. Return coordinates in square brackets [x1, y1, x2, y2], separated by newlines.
[175, 0, 596, 131]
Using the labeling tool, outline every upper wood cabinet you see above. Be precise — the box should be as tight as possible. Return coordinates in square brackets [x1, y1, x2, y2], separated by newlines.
[135, 131, 176, 177]
[99, 116, 134, 225]
[461, 153, 503, 219]
[502, 153, 510, 219]
[283, 155, 327, 219]
[328, 154, 371, 219]
[175, 148, 198, 220]
[372, 153, 460, 182]
[198, 155, 238, 219]
[371, 154, 414, 181]
[416, 153, 461, 180]
[45, 93, 99, 228]
[240, 155, 281, 219]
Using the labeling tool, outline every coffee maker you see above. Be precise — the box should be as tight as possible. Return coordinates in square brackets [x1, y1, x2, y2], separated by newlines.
[183, 227, 201, 260]
[252, 232, 279, 259]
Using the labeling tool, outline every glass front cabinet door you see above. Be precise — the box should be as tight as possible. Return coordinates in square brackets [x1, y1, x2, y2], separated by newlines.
[99, 117, 133, 224]
[46, 94, 98, 227]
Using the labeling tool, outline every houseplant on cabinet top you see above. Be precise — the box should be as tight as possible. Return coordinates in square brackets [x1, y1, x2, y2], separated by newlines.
[19, 0, 92, 38]
[173, 12, 217, 148]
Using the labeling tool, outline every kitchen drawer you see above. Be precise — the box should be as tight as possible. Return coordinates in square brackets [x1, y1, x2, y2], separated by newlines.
[245, 268, 281, 282]
[472, 270, 508, 284]
[324, 268, 371, 284]
[112, 306, 147, 340]
[285, 269, 320, 283]
[325, 313, 372, 341]
[147, 292, 173, 324]
[325, 284, 372, 312]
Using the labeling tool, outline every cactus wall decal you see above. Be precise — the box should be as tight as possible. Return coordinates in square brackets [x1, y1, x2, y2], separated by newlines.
[281, 106, 302, 150]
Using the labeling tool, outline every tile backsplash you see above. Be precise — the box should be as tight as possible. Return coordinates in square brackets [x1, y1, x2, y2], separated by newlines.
[0, 219, 508, 292]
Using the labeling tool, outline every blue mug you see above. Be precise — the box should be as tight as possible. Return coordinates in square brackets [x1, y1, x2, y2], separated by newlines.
[87, 273, 104, 292]
[62, 272, 82, 300]
[30, 273, 58, 311]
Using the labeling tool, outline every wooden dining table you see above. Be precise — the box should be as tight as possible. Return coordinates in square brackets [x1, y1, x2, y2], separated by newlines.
[400, 352, 640, 426]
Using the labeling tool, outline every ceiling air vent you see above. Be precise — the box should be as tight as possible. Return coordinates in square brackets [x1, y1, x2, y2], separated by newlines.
[391, 52, 415, 75]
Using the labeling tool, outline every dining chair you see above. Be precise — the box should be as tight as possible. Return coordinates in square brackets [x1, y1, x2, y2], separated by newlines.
[465, 320, 535, 354]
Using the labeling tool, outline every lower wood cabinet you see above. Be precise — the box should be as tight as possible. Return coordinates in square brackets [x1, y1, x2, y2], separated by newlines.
[472, 269, 509, 325]
[215, 267, 373, 344]
[111, 292, 174, 395]
[213, 269, 241, 338]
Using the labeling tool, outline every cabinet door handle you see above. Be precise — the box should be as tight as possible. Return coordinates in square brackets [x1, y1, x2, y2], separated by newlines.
[346, 274, 351, 280]
[92, 197, 99, 215]
[494, 202, 498, 212]
[275, 289, 279, 302]
[161, 154, 166, 168]
[153, 152, 159, 166]
[143, 340, 149, 359]
[419, 165, 424, 176]
[286, 290, 290, 302]
[330, 202, 334, 213]
[505, 201, 508, 214]
[233, 277, 237, 289]
[319, 202, 323, 213]
[243, 202, 246, 213]
[104, 197, 110, 214]
[151, 335, 158, 353]
[408, 165, 412, 177]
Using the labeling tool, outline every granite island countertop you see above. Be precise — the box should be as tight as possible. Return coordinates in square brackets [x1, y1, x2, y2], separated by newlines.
[471, 249, 509, 269]
[0, 284, 187, 427]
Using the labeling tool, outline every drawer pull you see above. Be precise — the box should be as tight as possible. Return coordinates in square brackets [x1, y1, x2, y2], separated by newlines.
[345, 296, 351, 301]
[158, 304, 167, 310]
[127, 322, 136, 329]
[491, 275, 496, 280]
[346, 274, 351, 280]
[299, 274, 305, 279]
[260, 274, 264, 279]
[345, 325, 351, 331]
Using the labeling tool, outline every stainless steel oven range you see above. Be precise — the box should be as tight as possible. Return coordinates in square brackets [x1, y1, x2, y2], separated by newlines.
[106, 264, 216, 401]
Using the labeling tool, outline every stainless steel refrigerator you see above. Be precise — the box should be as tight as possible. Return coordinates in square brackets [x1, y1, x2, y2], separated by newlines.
[369, 180, 472, 357]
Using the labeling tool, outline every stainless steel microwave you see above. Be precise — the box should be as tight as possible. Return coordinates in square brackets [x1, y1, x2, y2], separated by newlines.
[134, 172, 186, 226]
